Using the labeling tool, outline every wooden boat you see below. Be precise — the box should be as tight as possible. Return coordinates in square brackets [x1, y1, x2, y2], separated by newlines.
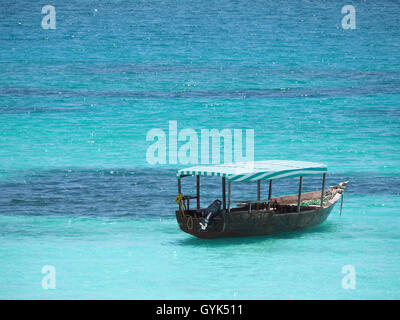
[175, 160, 347, 239]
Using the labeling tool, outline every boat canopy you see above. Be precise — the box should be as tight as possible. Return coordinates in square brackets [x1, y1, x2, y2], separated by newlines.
[177, 160, 327, 182]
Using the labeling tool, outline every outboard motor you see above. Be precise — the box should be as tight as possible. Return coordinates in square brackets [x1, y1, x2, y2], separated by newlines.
[199, 200, 221, 231]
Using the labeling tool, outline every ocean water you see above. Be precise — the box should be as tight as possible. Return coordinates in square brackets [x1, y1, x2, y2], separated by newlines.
[0, 0, 399, 299]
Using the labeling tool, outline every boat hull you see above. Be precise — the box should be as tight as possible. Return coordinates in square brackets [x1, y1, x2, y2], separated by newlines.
[176, 205, 335, 239]
[175, 184, 346, 239]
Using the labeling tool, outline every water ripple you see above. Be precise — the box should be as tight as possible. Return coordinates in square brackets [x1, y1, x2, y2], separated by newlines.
[1, 85, 400, 100]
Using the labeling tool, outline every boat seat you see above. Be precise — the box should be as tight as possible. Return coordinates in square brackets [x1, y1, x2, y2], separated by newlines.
[182, 195, 199, 210]
[233, 199, 270, 213]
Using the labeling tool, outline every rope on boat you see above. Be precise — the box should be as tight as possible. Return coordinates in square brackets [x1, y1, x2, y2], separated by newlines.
[175, 193, 186, 216]
[186, 216, 193, 230]
[176, 193, 194, 230]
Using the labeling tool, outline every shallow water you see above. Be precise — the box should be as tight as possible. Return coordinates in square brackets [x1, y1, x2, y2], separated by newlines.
[0, 0, 399, 299]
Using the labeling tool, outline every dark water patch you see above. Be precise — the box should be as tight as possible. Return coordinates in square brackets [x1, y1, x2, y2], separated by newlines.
[354, 107, 400, 117]
[22, 62, 400, 80]
[0, 168, 398, 218]
[0, 168, 176, 218]
[85, 64, 400, 78]
[0, 106, 85, 114]
[81, 64, 225, 74]
[1, 85, 400, 99]
[301, 69, 400, 80]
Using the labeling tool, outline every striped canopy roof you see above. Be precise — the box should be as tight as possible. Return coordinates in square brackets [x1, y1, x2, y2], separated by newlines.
[177, 160, 327, 182]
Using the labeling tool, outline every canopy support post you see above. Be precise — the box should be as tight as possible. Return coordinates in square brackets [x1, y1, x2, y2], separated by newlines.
[196, 175, 200, 210]
[297, 176, 303, 213]
[228, 182, 231, 213]
[178, 178, 181, 194]
[222, 177, 226, 210]
[320, 173, 326, 208]
[257, 180, 261, 210]
[267, 180, 272, 211]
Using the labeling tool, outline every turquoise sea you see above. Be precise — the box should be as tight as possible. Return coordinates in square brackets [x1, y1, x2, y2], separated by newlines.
[1, 0, 400, 299]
